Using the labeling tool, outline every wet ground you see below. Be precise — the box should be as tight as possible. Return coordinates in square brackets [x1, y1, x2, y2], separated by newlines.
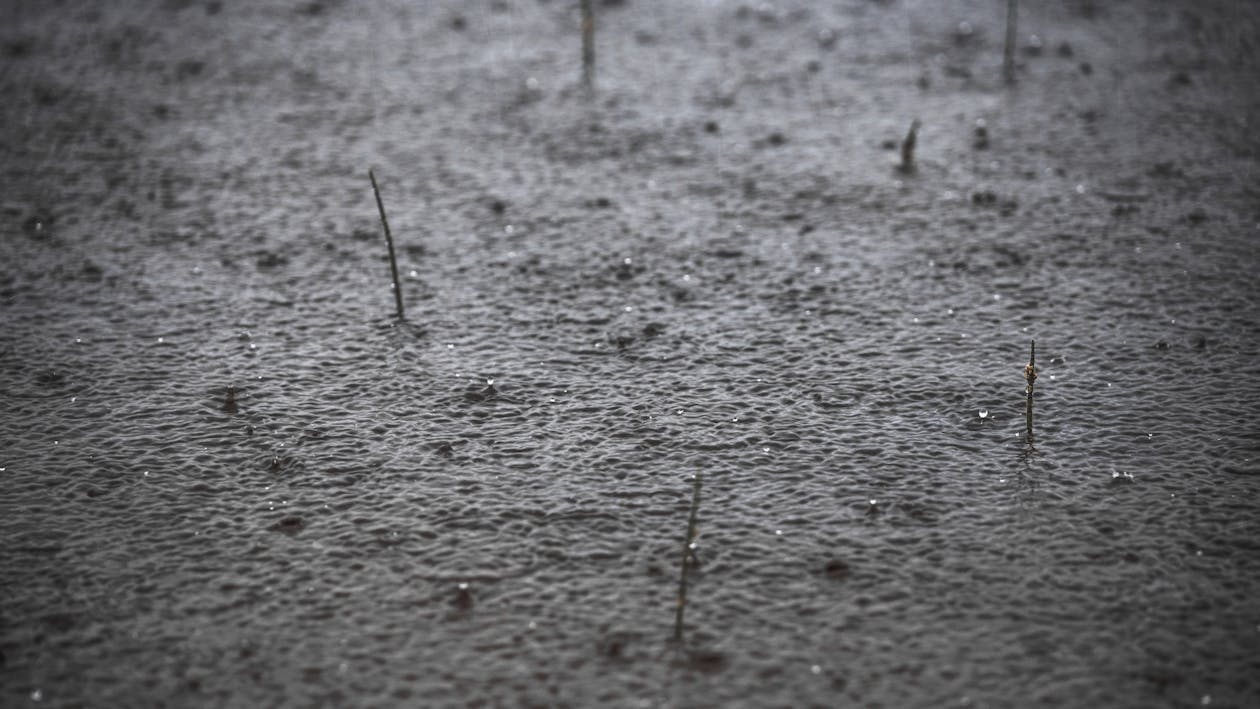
[2, 0, 1260, 706]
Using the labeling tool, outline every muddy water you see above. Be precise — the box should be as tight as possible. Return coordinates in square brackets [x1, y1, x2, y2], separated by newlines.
[2, 0, 1259, 707]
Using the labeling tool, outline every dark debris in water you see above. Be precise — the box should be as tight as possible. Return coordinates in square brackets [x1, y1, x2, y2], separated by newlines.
[270, 516, 305, 535]
[34, 368, 67, 387]
[674, 647, 728, 674]
[823, 559, 851, 581]
[451, 584, 474, 611]
[255, 251, 289, 269]
[642, 322, 666, 339]
[21, 212, 54, 238]
[222, 386, 238, 414]
[464, 383, 500, 403]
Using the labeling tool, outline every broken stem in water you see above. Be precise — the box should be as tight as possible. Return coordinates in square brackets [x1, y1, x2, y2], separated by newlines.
[369, 169, 405, 320]
[673, 474, 703, 643]
[1003, 0, 1018, 85]
[1024, 339, 1037, 445]
[898, 119, 920, 174]
[580, 0, 595, 93]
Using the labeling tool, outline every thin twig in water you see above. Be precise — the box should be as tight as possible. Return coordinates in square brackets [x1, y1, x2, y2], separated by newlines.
[1024, 339, 1037, 446]
[369, 169, 405, 320]
[580, 0, 595, 93]
[673, 474, 703, 643]
[1003, 0, 1018, 85]
[898, 119, 920, 174]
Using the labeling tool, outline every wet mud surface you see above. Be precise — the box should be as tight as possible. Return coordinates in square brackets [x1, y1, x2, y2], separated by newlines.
[2, 0, 1260, 706]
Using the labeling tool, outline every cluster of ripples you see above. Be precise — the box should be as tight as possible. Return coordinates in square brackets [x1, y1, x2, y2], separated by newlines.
[2, 0, 1259, 706]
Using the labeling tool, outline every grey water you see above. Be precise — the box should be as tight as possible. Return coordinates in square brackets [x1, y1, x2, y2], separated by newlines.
[2, 0, 1259, 707]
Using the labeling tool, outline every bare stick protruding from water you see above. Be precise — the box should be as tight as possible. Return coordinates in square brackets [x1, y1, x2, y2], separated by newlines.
[673, 474, 703, 643]
[898, 119, 921, 174]
[1003, 0, 1018, 85]
[580, 0, 595, 93]
[369, 169, 405, 320]
[1023, 340, 1037, 445]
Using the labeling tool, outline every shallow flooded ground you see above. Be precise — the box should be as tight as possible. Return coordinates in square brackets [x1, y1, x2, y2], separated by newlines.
[2, 0, 1259, 706]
